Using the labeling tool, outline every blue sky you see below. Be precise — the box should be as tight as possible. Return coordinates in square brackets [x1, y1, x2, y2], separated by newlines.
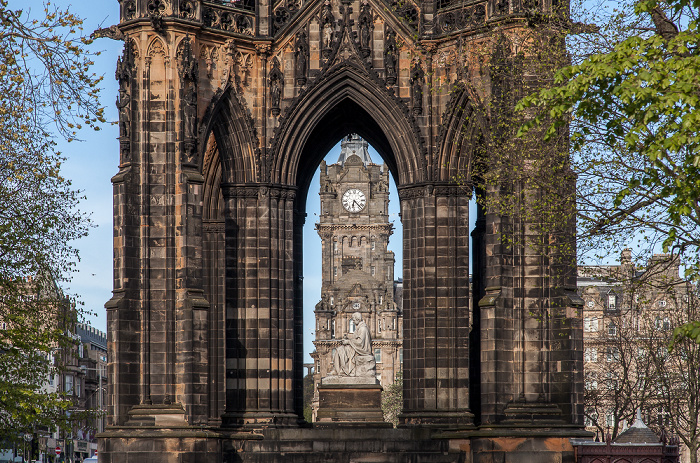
[17, 1, 403, 363]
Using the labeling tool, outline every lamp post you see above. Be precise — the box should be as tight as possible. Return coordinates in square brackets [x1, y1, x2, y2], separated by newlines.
[21, 432, 33, 462]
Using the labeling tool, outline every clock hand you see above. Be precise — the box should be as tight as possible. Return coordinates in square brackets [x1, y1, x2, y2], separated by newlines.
[353, 200, 359, 209]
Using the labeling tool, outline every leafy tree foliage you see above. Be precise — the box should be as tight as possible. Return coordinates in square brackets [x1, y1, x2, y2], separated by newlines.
[0, 0, 104, 440]
[518, 0, 700, 279]
[381, 370, 402, 427]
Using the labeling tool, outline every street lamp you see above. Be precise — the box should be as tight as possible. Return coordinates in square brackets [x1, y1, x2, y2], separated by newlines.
[21, 432, 33, 462]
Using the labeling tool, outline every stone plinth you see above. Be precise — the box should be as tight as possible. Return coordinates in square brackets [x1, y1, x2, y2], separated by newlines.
[316, 382, 388, 425]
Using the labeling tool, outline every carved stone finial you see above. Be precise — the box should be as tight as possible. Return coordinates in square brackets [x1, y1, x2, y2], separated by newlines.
[177, 35, 198, 82]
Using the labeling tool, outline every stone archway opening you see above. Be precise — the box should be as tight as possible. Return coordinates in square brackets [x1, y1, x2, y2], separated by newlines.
[300, 135, 404, 423]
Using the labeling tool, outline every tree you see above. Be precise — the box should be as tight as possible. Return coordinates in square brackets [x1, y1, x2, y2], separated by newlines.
[381, 370, 402, 427]
[517, 0, 700, 281]
[0, 0, 104, 440]
[580, 255, 700, 462]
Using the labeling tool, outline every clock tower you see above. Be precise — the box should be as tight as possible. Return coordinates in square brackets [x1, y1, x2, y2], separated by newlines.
[310, 135, 402, 421]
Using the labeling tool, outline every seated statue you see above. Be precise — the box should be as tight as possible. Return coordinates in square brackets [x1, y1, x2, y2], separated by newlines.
[331, 312, 376, 378]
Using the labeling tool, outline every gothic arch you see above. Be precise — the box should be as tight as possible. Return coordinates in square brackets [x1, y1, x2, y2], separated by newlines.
[436, 83, 490, 183]
[270, 62, 426, 190]
[199, 83, 259, 184]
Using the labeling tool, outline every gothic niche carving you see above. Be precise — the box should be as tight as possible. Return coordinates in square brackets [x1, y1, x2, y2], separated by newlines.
[123, 0, 136, 20]
[410, 59, 424, 115]
[320, 0, 336, 61]
[179, 0, 196, 19]
[384, 28, 398, 85]
[178, 36, 199, 166]
[115, 39, 135, 165]
[294, 30, 309, 86]
[147, 0, 168, 33]
[358, 1, 373, 59]
[269, 57, 284, 117]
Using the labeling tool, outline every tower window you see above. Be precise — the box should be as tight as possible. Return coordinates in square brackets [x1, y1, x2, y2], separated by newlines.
[371, 240, 376, 250]
[331, 320, 335, 338]
[334, 267, 338, 277]
[374, 348, 382, 363]
[349, 319, 356, 333]
[371, 266, 375, 276]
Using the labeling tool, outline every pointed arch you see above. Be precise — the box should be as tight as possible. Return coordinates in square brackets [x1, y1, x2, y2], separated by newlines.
[199, 83, 260, 183]
[436, 83, 490, 183]
[270, 62, 426, 190]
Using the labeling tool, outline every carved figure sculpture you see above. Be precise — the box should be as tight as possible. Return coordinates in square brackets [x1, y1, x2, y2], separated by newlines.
[269, 57, 284, 116]
[183, 86, 197, 140]
[295, 31, 308, 85]
[116, 88, 131, 139]
[384, 29, 397, 85]
[331, 312, 376, 377]
[323, 22, 333, 49]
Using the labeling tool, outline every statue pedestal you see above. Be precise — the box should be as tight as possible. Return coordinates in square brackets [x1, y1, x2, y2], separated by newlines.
[315, 379, 388, 426]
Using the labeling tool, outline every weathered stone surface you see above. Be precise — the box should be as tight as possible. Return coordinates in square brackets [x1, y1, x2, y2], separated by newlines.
[104, 0, 584, 460]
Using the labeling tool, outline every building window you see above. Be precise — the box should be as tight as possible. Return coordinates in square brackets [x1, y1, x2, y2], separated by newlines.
[607, 294, 616, 310]
[584, 317, 599, 332]
[65, 375, 74, 395]
[585, 373, 597, 391]
[606, 372, 618, 390]
[333, 267, 338, 277]
[349, 320, 356, 333]
[378, 319, 381, 333]
[333, 241, 338, 254]
[584, 348, 598, 362]
[374, 348, 382, 363]
[371, 266, 375, 276]
[399, 348, 403, 364]
[76, 379, 82, 398]
[371, 240, 376, 250]
[606, 347, 619, 362]
[330, 297, 334, 306]
[331, 320, 335, 339]
[608, 322, 617, 336]
[584, 411, 598, 427]
[353, 302, 360, 311]
[656, 317, 671, 331]
[606, 411, 615, 428]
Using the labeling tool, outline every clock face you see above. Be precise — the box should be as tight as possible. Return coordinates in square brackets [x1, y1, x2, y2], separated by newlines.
[342, 188, 366, 212]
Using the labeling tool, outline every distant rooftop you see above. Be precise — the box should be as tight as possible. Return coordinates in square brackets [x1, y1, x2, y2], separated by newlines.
[77, 322, 107, 351]
[337, 134, 372, 166]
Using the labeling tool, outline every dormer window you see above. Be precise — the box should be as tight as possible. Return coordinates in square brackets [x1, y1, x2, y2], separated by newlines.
[607, 294, 617, 310]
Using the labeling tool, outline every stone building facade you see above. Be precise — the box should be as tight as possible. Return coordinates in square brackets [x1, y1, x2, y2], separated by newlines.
[101, 0, 587, 460]
[578, 252, 697, 463]
[309, 135, 402, 421]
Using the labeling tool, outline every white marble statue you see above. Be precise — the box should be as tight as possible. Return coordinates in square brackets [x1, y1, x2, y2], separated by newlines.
[331, 312, 376, 378]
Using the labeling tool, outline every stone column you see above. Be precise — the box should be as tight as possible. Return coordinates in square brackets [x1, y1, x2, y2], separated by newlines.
[479, 179, 582, 425]
[221, 184, 299, 427]
[399, 184, 473, 426]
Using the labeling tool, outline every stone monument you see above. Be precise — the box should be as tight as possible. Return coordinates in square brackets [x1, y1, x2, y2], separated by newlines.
[316, 312, 387, 425]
